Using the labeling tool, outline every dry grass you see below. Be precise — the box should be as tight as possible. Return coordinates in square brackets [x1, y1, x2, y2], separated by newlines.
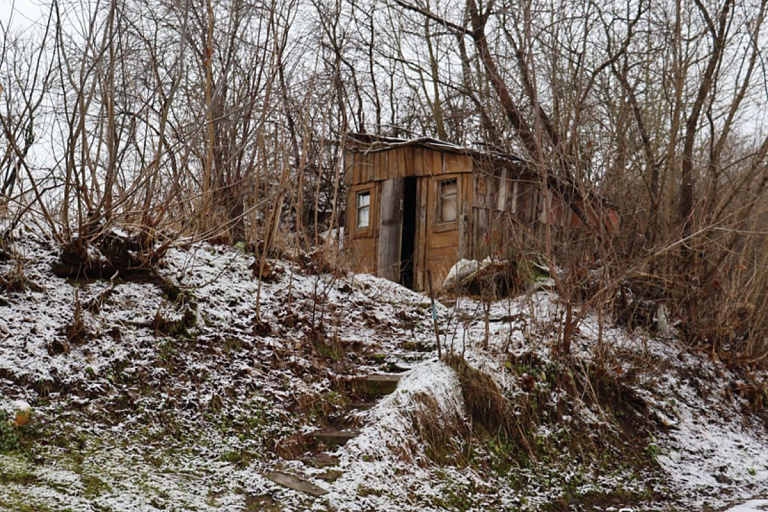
[407, 390, 468, 465]
[445, 355, 512, 438]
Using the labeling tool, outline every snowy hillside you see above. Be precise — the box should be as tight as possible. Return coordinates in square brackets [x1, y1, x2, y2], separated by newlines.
[1, 237, 767, 511]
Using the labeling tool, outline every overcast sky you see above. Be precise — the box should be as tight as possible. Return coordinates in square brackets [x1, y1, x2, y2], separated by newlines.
[3, 0, 48, 33]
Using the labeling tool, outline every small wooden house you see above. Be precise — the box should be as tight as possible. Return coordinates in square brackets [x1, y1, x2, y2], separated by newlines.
[343, 134, 618, 290]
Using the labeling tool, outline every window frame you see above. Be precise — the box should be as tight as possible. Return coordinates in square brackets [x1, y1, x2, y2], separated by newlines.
[435, 177, 459, 232]
[353, 187, 374, 235]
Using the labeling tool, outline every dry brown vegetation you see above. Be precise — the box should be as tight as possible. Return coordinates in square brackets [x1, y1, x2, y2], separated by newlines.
[1, 0, 767, 367]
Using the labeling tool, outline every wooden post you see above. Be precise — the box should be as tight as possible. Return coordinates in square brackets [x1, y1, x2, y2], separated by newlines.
[426, 269, 442, 359]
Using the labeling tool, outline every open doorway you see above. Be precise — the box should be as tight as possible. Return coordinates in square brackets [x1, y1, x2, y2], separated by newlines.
[400, 177, 418, 288]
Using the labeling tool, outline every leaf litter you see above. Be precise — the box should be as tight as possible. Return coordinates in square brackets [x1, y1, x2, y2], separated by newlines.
[0, 238, 767, 510]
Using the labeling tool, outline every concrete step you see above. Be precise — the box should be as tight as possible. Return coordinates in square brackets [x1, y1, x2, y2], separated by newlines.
[310, 429, 359, 446]
[263, 471, 329, 497]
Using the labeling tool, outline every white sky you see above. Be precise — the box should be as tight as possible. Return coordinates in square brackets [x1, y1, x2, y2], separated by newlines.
[2, 0, 47, 33]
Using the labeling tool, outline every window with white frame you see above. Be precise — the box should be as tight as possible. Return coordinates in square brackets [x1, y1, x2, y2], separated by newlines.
[356, 190, 371, 229]
[438, 179, 458, 223]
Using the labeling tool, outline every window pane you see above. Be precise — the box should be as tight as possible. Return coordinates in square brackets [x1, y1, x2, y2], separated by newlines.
[441, 196, 457, 222]
[442, 181, 457, 196]
[440, 180, 458, 223]
[358, 206, 369, 228]
[357, 191, 370, 228]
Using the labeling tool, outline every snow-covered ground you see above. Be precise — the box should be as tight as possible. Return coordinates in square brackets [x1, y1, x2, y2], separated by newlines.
[1, 237, 768, 511]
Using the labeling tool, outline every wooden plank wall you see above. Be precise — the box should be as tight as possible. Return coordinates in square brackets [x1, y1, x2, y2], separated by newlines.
[344, 182, 380, 275]
[422, 172, 461, 287]
[345, 146, 474, 288]
[377, 178, 404, 281]
[346, 147, 474, 185]
[413, 177, 428, 290]
[345, 145, 621, 284]
[469, 170, 551, 261]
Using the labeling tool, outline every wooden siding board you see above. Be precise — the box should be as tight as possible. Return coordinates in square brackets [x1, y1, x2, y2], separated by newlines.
[412, 177, 422, 290]
[473, 175, 489, 260]
[351, 237, 377, 273]
[444, 153, 469, 174]
[373, 152, 382, 181]
[377, 178, 404, 282]
[346, 144, 619, 288]
[429, 233, 460, 249]
[416, 176, 429, 289]
[356, 156, 366, 184]
[413, 148, 424, 177]
[372, 153, 380, 183]
[463, 173, 474, 259]
[387, 149, 398, 178]
[344, 152, 353, 186]
[421, 149, 434, 176]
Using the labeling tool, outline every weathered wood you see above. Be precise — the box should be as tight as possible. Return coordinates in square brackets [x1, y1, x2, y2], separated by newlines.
[510, 181, 519, 215]
[377, 178, 404, 282]
[429, 245, 460, 257]
[415, 177, 429, 290]
[345, 138, 619, 289]
[429, 232, 459, 249]
[432, 150, 443, 175]
[458, 198, 468, 260]
[402, 147, 413, 177]
[387, 148, 399, 177]
[445, 152, 470, 173]
[496, 168, 509, 211]
[462, 174, 474, 258]
[349, 237, 376, 273]
[344, 152, 353, 186]
[426, 260, 454, 287]
[474, 175, 490, 260]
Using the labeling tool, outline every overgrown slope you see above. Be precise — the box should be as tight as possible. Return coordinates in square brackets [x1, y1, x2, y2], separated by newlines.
[0, 237, 766, 511]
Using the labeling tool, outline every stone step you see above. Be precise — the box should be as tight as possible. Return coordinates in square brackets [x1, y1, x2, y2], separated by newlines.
[310, 429, 359, 446]
[317, 468, 343, 483]
[390, 351, 432, 364]
[263, 471, 329, 497]
[387, 361, 413, 373]
[351, 373, 402, 398]
[347, 401, 377, 412]
[298, 453, 339, 468]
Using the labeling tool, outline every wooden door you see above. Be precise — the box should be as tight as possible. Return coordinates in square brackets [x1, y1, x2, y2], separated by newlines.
[377, 178, 404, 282]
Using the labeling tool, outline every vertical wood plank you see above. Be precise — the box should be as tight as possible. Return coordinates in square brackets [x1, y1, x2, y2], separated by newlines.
[388, 149, 398, 178]
[413, 148, 424, 176]
[417, 176, 429, 289]
[344, 152, 353, 186]
[412, 178, 423, 290]
[377, 178, 404, 282]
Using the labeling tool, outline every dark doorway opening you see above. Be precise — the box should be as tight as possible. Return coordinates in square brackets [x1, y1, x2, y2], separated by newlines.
[400, 177, 418, 288]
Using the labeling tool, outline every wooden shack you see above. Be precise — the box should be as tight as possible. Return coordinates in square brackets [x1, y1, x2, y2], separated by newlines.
[343, 134, 619, 290]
